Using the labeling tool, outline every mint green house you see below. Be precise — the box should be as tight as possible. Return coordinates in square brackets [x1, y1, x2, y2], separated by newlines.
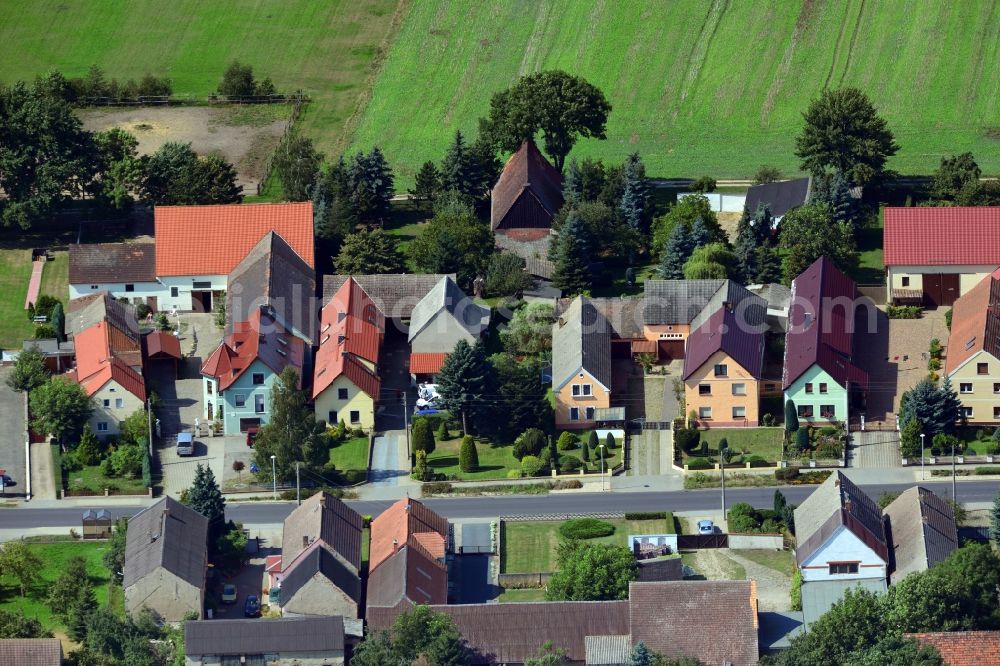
[783, 258, 869, 425]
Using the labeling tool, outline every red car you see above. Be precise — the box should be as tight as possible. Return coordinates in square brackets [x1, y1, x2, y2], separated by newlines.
[246, 427, 259, 447]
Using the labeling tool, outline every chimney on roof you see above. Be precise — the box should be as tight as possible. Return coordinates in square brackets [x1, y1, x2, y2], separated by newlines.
[302, 535, 309, 548]
[392, 538, 398, 554]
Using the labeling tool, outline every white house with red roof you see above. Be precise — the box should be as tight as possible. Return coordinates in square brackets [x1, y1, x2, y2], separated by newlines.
[67, 320, 147, 438]
[884, 206, 1000, 307]
[312, 278, 384, 430]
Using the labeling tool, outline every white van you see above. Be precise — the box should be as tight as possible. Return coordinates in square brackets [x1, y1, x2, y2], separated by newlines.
[176, 432, 194, 456]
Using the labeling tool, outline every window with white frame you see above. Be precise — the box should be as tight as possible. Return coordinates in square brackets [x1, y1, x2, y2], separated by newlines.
[255, 394, 265, 413]
[234, 394, 246, 408]
[115, 398, 124, 409]
[732, 406, 746, 419]
[960, 383, 973, 394]
[732, 383, 746, 396]
[962, 406, 973, 418]
[698, 406, 712, 419]
[97, 422, 109, 432]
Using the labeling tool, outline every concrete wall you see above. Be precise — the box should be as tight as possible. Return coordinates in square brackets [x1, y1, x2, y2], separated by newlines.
[314, 375, 375, 430]
[281, 572, 358, 619]
[784, 365, 848, 424]
[949, 350, 1000, 424]
[125, 567, 202, 621]
[685, 350, 760, 427]
[677, 192, 747, 213]
[186, 651, 344, 666]
[728, 534, 785, 549]
[799, 525, 887, 583]
[554, 369, 610, 429]
[89, 380, 145, 438]
[158, 275, 227, 312]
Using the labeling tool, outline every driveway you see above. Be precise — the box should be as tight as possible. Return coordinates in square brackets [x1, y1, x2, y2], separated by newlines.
[369, 431, 413, 487]
[0, 368, 27, 497]
[376, 328, 415, 431]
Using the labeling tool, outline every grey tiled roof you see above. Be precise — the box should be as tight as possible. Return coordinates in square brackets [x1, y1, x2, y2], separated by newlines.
[794, 471, 888, 566]
[555, 296, 645, 339]
[279, 546, 361, 605]
[323, 273, 455, 320]
[123, 496, 208, 590]
[67, 291, 141, 340]
[552, 297, 611, 391]
[408, 277, 490, 344]
[0, 639, 62, 666]
[185, 616, 344, 656]
[281, 491, 363, 572]
[643, 280, 725, 325]
[884, 486, 958, 584]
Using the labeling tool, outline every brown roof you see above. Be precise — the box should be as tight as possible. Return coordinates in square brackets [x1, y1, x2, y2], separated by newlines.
[490, 140, 564, 230]
[144, 330, 181, 360]
[69, 242, 155, 284]
[365, 541, 448, 630]
[907, 631, 1000, 665]
[884, 486, 958, 584]
[323, 274, 455, 320]
[794, 471, 888, 566]
[434, 601, 630, 664]
[945, 271, 1000, 375]
[0, 639, 62, 666]
[281, 491, 363, 572]
[629, 581, 759, 666]
[369, 497, 448, 572]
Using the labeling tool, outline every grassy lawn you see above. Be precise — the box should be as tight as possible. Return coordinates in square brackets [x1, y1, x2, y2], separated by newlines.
[351, 0, 1000, 188]
[0, 0, 404, 160]
[0, 540, 114, 633]
[427, 431, 622, 481]
[64, 464, 146, 496]
[851, 214, 885, 285]
[0, 250, 68, 350]
[383, 201, 428, 272]
[693, 428, 784, 462]
[501, 517, 672, 573]
[738, 549, 796, 577]
[497, 587, 547, 603]
[328, 436, 370, 475]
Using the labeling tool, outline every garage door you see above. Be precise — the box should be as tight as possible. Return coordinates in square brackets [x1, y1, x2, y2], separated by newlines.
[923, 274, 960, 307]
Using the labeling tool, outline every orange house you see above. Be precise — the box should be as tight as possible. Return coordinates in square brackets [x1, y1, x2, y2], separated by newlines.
[552, 297, 612, 429]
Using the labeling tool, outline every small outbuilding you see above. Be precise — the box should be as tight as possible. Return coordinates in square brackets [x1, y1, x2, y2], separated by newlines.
[82, 508, 113, 539]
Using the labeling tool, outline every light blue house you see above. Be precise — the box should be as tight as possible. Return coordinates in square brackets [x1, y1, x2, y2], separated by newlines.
[783, 257, 868, 425]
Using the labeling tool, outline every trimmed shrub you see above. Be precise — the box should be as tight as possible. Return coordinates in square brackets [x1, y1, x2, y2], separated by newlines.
[422, 481, 453, 495]
[975, 466, 1000, 475]
[762, 413, 776, 427]
[559, 457, 584, 473]
[459, 436, 479, 473]
[552, 479, 583, 490]
[436, 421, 450, 441]
[687, 457, 712, 470]
[675, 428, 700, 453]
[513, 429, 546, 460]
[581, 437, 591, 462]
[557, 432, 579, 451]
[795, 427, 810, 451]
[412, 418, 435, 455]
[558, 518, 615, 540]
[624, 512, 667, 520]
[745, 455, 769, 467]
[605, 432, 616, 449]
[507, 469, 523, 479]
[887, 305, 922, 319]
[775, 466, 801, 482]
[728, 502, 761, 533]
[520, 455, 544, 477]
[587, 431, 599, 453]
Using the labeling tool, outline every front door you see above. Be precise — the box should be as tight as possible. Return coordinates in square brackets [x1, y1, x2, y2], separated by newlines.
[207, 403, 214, 420]
[191, 290, 212, 313]
[939, 273, 960, 306]
[923, 274, 943, 307]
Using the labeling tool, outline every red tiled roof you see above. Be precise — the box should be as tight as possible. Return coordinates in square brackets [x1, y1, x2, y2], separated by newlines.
[313, 278, 384, 400]
[369, 497, 448, 573]
[200, 308, 306, 391]
[945, 274, 1000, 374]
[69, 322, 146, 401]
[154, 203, 314, 276]
[907, 631, 1000, 665]
[884, 207, 1000, 266]
[409, 352, 447, 375]
[144, 331, 181, 360]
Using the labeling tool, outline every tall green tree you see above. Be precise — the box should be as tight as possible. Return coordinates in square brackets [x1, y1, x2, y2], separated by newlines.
[439, 129, 495, 201]
[272, 133, 323, 201]
[525, 643, 570, 665]
[50, 302, 65, 342]
[409, 199, 494, 288]
[990, 488, 1000, 550]
[784, 399, 799, 433]
[333, 228, 405, 274]
[545, 540, 637, 601]
[658, 221, 693, 279]
[683, 242, 736, 279]
[459, 435, 479, 473]
[563, 158, 583, 207]
[779, 203, 857, 283]
[795, 87, 898, 186]
[651, 194, 724, 254]
[5, 344, 49, 393]
[479, 70, 611, 172]
[810, 170, 859, 228]
[29, 376, 92, 445]
[251, 367, 329, 480]
[93, 127, 145, 210]
[103, 518, 128, 584]
[0, 540, 43, 595]
[312, 156, 357, 255]
[930, 152, 981, 202]
[549, 210, 592, 295]
[0, 609, 49, 639]
[411, 418, 435, 455]
[492, 354, 553, 441]
[351, 605, 469, 666]
[499, 303, 555, 356]
[143, 142, 242, 205]
[186, 463, 226, 547]
[409, 160, 442, 211]
[0, 77, 97, 228]
[483, 252, 532, 297]
[733, 211, 760, 284]
[436, 339, 493, 436]
[619, 152, 649, 233]
[347, 146, 394, 224]
[899, 378, 961, 436]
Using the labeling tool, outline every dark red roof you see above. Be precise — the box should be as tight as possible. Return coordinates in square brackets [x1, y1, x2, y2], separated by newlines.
[683, 304, 765, 380]
[490, 140, 564, 230]
[783, 257, 868, 390]
[884, 207, 1000, 266]
[69, 242, 155, 284]
[200, 308, 305, 391]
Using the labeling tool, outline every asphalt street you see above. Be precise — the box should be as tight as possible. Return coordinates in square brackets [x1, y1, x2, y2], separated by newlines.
[2, 479, 997, 529]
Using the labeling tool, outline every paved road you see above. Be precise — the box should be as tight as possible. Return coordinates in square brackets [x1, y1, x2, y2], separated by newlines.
[852, 431, 901, 468]
[0, 368, 27, 497]
[4, 479, 997, 529]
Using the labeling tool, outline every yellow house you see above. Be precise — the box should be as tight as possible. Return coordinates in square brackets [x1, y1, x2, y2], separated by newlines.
[945, 272, 1000, 424]
[313, 278, 384, 431]
[682, 287, 767, 427]
[552, 297, 612, 429]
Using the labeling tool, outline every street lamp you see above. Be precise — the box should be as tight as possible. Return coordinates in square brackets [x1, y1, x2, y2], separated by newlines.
[598, 444, 606, 491]
[920, 433, 926, 481]
[270, 455, 277, 500]
[719, 441, 728, 519]
[951, 436, 957, 501]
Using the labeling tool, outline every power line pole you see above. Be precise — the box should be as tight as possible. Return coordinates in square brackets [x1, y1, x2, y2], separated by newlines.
[296, 462, 301, 506]
[720, 448, 727, 521]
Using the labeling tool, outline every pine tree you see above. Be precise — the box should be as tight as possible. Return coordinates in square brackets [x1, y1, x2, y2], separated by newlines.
[588, 431, 599, 459]
[581, 436, 591, 462]
[409, 161, 441, 212]
[785, 399, 799, 433]
[50, 302, 65, 342]
[549, 210, 592, 295]
[547, 436, 559, 470]
[811, 170, 858, 228]
[774, 489, 787, 515]
[187, 463, 226, 547]
[412, 418, 435, 455]
[436, 340, 494, 436]
[689, 217, 711, 249]
[440, 129, 491, 200]
[563, 158, 583, 207]
[459, 436, 479, 473]
[733, 211, 759, 283]
[619, 152, 649, 232]
[750, 203, 775, 246]
[66, 583, 97, 642]
[347, 147, 394, 224]
[605, 432, 616, 450]
[627, 641, 657, 666]
[796, 427, 810, 451]
[990, 489, 1000, 549]
[938, 376, 963, 432]
[754, 245, 783, 284]
[658, 222, 692, 279]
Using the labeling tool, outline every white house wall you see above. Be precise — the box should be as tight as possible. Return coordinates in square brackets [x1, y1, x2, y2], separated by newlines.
[158, 275, 228, 312]
[89, 379, 145, 438]
[799, 525, 887, 583]
[70, 281, 165, 304]
[887, 265, 999, 294]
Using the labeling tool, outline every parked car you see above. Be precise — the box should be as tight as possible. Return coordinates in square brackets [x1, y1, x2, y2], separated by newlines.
[221, 583, 237, 604]
[176, 432, 194, 457]
[246, 427, 259, 448]
[697, 520, 715, 535]
[244, 594, 261, 617]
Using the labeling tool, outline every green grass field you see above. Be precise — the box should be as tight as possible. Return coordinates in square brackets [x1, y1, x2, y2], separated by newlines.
[0, 250, 68, 350]
[694, 428, 785, 461]
[501, 517, 671, 573]
[351, 0, 1000, 187]
[0, 0, 404, 159]
[328, 436, 371, 476]
[0, 540, 115, 634]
